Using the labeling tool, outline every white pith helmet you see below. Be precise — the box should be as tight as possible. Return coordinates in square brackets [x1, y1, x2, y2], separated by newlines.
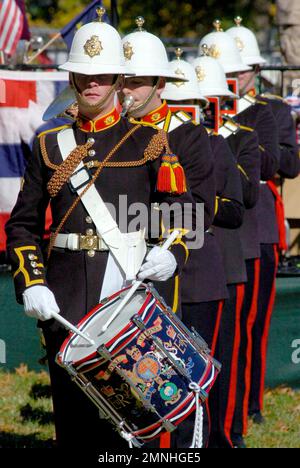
[161, 48, 208, 104]
[59, 7, 129, 75]
[121, 16, 188, 81]
[193, 45, 239, 98]
[198, 19, 251, 74]
[226, 16, 266, 66]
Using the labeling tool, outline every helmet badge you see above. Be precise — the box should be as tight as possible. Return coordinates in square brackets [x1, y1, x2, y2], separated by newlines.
[195, 66, 206, 82]
[208, 44, 221, 59]
[235, 36, 245, 51]
[83, 35, 103, 57]
[123, 41, 134, 60]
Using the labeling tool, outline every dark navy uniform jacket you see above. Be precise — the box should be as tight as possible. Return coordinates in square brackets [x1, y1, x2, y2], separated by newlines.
[227, 127, 261, 260]
[234, 98, 281, 244]
[6, 113, 203, 329]
[260, 95, 300, 179]
[210, 134, 246, 286]
[182, 133, 244, 302]
[139, 103, 223, 304]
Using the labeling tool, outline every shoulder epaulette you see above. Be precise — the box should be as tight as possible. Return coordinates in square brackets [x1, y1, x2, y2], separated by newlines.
[255, 99, 268, 106]
[205, 127, 216, 136]
[38, 124, 72, 138]
[261, 93, 287, 103]
[174, 110, 193, 124]
[239, 124, 254, 133]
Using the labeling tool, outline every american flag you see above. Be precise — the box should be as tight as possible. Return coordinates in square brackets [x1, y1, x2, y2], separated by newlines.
[0, 0, 24, 56]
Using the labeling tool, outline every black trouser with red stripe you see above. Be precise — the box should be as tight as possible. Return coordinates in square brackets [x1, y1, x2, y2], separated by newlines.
[208, 284, 245, 448]
[149, 300, 224, 449]
[248, 243, 278, 414]
[232, 258, 261, 436]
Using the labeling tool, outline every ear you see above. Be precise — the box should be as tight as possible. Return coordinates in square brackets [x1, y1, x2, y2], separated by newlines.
[116, 75, 125, 91]
[156, 77, 166, 97]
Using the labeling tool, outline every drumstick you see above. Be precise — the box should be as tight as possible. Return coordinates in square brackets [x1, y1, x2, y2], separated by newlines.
[99, 230, 180, 334]
[51, 311, 95, 346]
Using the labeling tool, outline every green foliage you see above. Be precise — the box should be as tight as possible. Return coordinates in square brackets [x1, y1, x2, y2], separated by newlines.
[26, 0, 275, 36]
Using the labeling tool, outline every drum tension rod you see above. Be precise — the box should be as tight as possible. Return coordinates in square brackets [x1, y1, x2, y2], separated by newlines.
[132, 315, 146, 330]
[190, 326, 211, 353]
[162, 419, 176, 433]
[97, 344, 112, 360]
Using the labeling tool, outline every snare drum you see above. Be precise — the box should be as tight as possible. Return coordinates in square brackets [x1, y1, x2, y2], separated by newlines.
[57, 284, 220, 445]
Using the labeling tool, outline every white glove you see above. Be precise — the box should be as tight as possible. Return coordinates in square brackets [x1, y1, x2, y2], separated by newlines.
[22, 285, 60, 321]
[138, 246, 177, 282]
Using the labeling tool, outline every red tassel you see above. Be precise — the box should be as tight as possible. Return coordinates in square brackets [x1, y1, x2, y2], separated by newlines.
[157, 165, 172, 192]
[156, 154, 187, 195]
[173, 165, 187, 194]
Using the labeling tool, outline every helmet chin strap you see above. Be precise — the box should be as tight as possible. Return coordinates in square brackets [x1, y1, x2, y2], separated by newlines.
[70, 73, 119, 117]
[128, 77, 159, 117]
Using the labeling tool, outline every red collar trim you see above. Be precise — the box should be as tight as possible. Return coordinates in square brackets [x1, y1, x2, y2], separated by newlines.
[76, 108, 120, 132]
[140, 100, 169, 124]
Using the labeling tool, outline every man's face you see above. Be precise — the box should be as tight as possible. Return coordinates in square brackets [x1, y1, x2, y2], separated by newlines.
[122, 76, 165, 117]
[73, 73, 116, 106]
[123, 76, 155, 104]
[237, 70, 256, 94]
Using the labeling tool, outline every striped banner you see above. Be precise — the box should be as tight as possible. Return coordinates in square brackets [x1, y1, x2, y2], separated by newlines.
[0, 70, 69, 250]
[0, 0, 23, 56]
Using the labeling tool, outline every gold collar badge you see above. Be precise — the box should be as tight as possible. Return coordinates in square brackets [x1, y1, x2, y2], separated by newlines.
[83, 35, 103, 57]
[150, 112, 161, 122]
[104, 115, 115, 125]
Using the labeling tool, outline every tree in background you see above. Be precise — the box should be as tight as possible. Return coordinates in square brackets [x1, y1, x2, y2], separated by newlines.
[26, 0, 275, 37]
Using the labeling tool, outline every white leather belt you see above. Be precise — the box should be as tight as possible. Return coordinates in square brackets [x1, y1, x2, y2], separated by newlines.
[53, 233, 109, 251]
[260, 181, 267, 185]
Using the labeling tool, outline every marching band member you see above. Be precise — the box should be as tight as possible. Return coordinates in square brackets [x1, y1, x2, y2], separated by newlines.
[120, 18, 218, 448]
[5, 9, 196, 448]
[193, 40, 260, 448]
[227, 17, 299, 436]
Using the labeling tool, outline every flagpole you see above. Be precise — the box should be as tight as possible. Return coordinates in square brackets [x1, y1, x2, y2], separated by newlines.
[24, 32, 61, 65]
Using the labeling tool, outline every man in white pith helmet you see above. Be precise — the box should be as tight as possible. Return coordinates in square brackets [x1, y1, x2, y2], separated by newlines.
[227, 16, 299, 445]
[192, 42, 261, 449]
[5, 8, 196, 448]
[120, 17, 217, 449]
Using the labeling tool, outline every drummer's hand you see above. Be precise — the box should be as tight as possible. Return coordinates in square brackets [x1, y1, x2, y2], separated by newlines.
[138, 246, 177, 281]
[22, 285, 60, 321]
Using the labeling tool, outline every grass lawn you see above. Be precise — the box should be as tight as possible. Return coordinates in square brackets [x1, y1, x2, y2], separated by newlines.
[0, 365, 299, 448]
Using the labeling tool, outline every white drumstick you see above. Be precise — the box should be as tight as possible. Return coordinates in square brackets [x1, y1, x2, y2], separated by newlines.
[51, 311, 95, 346]
[99, 230, 180, 334]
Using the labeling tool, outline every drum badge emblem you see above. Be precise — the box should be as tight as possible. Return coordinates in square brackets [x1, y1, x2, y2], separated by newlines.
[136, 355, 161, 382]
[160, 382, 182, 405]
[83, 35, 103, 57]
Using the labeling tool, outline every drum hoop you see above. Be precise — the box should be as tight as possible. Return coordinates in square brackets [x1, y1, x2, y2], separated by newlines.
[58, 285, 150, 366]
